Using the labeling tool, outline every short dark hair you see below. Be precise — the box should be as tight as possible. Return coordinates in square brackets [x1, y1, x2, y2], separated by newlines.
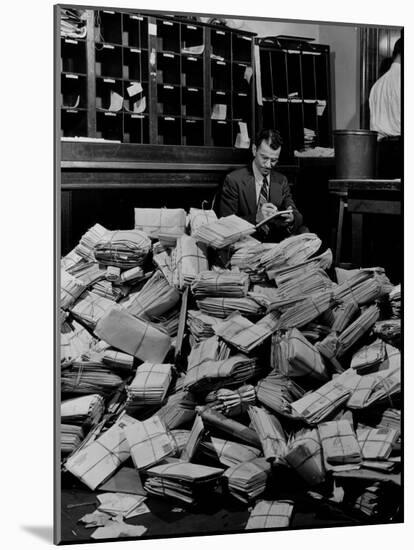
[255, 128, 283, 150]
[392, 38, 402, 61]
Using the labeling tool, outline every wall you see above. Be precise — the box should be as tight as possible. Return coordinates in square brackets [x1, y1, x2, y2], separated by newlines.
[318, 24, 360, 129]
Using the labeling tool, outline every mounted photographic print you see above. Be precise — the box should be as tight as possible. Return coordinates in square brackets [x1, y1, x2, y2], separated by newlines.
[55, 2, 403, 545]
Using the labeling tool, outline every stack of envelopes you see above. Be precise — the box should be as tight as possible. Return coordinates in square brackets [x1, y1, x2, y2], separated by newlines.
[277, 290, 333, 329]
[126, 363, 173, 406]
[213, 312, 280, 353]
[173, 235, 209, 288]
[61, 361, 123, 397]
[70, 291, 115, 330]
[61, 394, 105, 426]
[318, 420, 362, 471]
[65, 413, 137, 490]
[187, 336, 231, 370]
[144, 462, 224, 504]
[245, 500, 294, 530]
[124, 415, 176, 470]
[187, 309, 219, 341]
[256, 372, 305, 418]
[224, 457, 271, 502]
[184, 355, 261, 393]
[266, 248, 333, 282]
[157, 390, 196, 429]
[75, 223, 109, 261]
[199, 437, 261, 467]
[61, 319, 97, 366]
[273, 327, 329, 381]
[274, 268, 333, 299]
[188, 207, 217, 234]
[93, 230, 151, 269]
[284, 428, 325, 486]
[61, 270, 87, 309]
[102, 350, 134, 372]
[197, 296, 264, 319]
[258, 233, 322, 273]
[134, 207, 186, 240]
[192, 214, 255, 249]
[126, 271, 180, 319]
[357, 427, 398, 461]
[61, 424, 84, 455]
[191, 270, 250, 298]
[204, 385, 256, 417]
[350, 339, 387, 373]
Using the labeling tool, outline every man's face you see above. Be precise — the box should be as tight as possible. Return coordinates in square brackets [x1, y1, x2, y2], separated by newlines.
[252, 141, 281, 176]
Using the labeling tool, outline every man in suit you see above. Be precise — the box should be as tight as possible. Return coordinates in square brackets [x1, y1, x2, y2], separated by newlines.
[216, 128, 306, 242]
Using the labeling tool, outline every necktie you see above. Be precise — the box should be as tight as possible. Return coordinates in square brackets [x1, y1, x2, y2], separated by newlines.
[256, 176, 270, 235]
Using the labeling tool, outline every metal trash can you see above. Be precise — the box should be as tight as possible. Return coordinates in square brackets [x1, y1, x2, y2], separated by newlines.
[334, 130, 378, 179]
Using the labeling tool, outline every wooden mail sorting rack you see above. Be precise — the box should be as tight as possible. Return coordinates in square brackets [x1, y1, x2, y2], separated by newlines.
[59, 6, 256, 147]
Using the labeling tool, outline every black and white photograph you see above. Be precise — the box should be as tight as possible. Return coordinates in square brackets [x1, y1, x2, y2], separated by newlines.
[53, 2, 405, 545]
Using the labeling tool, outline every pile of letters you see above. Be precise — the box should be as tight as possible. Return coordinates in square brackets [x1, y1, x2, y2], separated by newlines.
[60, 208, 402, 538]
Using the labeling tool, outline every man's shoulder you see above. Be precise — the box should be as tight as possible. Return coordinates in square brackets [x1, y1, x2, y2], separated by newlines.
[225, 166, 251, 183]
[270, 170, 288, 184]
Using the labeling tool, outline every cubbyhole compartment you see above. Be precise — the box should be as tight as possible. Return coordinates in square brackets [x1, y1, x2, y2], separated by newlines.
[289, 101, 304, 151]
[232, 34, 253, 63]
[124, 82, 148, 114]
[287, 52, 302, 97]
[157, 19, 180, 53]
[211, 60, 231, 91]
[95, 44, 123, 78]
[211, 90, 230, 121]
[157, 52, 181, 85]
[96, 111, 123, 141]
[182, 55, 203, 87]
[95, 78, 124, 111]
[181, 24, 204, 51]
[211, 29, 231, 60]
[95, 10, 122, 45]
[61, 37, 86, 74]
[233, 91, 250, 120]
[303, 101, 318, 135]
[61, 109, 87, 138]
[274, 101, 290, 152]
[182, 118, 204, 145]
[122, 14, 148, 48]
[158, 116, 181, 145]
[123, 48, 148, 81]
[271, 51, 288, 98]
[123, 113, 149, 143]
[157, 84, 181, 116]
[301, 53, 316, 99]
[232, 62, 252, 94]
[212, 120, 232, 147]
[182, 87, 204, 118]
[61, 73, 87, 108]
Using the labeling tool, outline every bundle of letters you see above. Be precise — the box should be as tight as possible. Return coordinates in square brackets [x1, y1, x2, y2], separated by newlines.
[60, 209, 401, 533]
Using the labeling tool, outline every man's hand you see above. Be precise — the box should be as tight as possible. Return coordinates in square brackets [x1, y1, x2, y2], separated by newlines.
[280, 206, 294, 225]
[261, 202, 278, 219]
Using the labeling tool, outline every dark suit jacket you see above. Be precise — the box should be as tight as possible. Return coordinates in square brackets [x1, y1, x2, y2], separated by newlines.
[215, 166, 304, 242]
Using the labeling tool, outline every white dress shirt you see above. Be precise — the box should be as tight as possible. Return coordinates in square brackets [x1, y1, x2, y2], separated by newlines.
[369, 61, 401, 140]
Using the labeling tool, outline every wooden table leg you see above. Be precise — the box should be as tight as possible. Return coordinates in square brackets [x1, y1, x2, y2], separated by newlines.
[351, 212, 363, 267]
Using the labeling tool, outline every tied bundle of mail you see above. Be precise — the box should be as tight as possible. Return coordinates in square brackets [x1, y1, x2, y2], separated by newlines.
[224, 457, 271, 503]
[94, 229, 151, 269]
[245, 500, 294, 530]
[192, 214, 255, 249]
[144, 462, 224, 505]
[126, 363, 173, 410]
[61, 394, 105, 426]
[191, 270, 250, 298]
[134, 207, 187, 240]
